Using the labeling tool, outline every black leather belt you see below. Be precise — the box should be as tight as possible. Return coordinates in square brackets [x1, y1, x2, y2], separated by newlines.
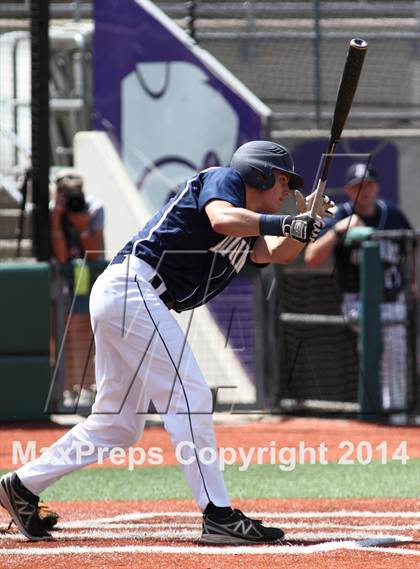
[148, 273, 176, 310]
[110, 254, 175, 310]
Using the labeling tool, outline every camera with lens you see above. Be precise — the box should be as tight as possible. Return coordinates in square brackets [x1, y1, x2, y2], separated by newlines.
[64, 190, 87, 213]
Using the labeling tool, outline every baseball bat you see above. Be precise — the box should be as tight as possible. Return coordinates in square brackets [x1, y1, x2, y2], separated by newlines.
[309, 38, 368, 218]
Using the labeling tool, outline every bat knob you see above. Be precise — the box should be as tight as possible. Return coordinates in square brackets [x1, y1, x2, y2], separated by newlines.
[351, 38, 368, 50]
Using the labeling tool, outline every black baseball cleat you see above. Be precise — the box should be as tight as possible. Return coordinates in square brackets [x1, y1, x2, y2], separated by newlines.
[0, 472, 52, 541]
[200, 509, 284, 545]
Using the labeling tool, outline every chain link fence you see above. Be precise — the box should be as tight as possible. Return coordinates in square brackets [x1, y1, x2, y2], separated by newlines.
[155, 1, 420, 131]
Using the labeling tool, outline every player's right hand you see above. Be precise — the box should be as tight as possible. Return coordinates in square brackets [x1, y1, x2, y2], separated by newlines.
[283, 214, 324, 243]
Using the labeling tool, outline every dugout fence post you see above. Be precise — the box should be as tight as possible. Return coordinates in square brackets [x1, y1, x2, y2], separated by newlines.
[30, 0, 51, 261]
[358, 241, 383, 420]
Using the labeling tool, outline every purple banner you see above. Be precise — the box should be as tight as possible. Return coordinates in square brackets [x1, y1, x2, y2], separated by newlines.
[293, 138, 398, 204]
[93, 0, 268, 211]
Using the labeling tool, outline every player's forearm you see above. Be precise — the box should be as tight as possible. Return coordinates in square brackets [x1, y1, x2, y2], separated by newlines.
[210, 207, 262, 237]
[269, 236, 305, 264]
[207, 204, 322, 245]
[251, 234, 305, 264]
[305, 228, 337, 267]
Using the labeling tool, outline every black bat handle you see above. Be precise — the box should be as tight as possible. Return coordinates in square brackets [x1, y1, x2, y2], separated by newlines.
[331, 38, 368, 142]
[309, 38, 368, 217]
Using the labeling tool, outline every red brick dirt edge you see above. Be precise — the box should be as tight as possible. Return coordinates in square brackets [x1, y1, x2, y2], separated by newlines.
[1, 498, 419, 569]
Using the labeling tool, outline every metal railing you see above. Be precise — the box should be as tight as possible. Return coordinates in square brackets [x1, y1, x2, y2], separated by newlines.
[0, 2, 91, 20]
[0, 23, 93, 174]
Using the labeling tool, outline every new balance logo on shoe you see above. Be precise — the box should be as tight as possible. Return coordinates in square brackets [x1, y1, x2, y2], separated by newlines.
[201, 508, 284, 545]
[231, 518, 262, 537]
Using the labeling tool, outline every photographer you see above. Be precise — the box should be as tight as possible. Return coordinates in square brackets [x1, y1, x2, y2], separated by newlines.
[51, 168, 104, 263]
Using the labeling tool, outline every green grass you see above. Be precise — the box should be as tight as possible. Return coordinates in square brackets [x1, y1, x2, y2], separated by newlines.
[2, 459, 419, 501]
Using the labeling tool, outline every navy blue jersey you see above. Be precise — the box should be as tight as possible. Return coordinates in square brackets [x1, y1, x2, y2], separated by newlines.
[324, 199, 412, 301]
[115, 167, 262, 312]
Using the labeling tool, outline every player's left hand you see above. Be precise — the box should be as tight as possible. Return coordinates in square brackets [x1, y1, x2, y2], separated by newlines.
[294, 189, 335, 218]
[284, 214, 325, 244]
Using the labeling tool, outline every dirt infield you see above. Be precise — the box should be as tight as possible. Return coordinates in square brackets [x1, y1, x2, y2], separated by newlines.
[0, 418, 419, 567]
[1, 498, 419, 569]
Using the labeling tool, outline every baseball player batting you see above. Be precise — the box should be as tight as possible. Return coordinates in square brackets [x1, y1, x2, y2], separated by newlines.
[0, 141, 333, 544]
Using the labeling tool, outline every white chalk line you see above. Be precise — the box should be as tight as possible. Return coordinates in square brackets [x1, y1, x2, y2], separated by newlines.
[0, 529, 199, 541]
[61, 522, 199, 529]
[1, 510, 418, 557]
[50, 521, 420, 531]
[54, 510, 420, 527]
[1, 538, 418, 557]
[251, 511, 420, 519]
[356, 546, 420, 556]
[0, 529, 414, 542]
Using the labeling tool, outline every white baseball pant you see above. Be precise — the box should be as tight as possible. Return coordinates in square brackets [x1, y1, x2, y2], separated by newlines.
[16, 256, 231, 510]
[341, 292, 407, 410]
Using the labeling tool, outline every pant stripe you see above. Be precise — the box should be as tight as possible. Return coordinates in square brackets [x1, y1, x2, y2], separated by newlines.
[135, 276, 212, 505]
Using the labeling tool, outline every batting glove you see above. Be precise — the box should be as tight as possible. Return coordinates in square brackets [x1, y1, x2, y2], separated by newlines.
[283, 214, 324, 244]
[294, 189, 335, 218]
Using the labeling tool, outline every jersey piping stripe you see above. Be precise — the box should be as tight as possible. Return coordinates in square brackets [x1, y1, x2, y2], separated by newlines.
[131, 178, 194, 255]
[208, 265, 229, 281]
[132, 167, 222, 254]
[376, 199, 388, 229]
[198, 263, 238, 306]
[175, 262, 229, 305]
[134, 277, 213, 506]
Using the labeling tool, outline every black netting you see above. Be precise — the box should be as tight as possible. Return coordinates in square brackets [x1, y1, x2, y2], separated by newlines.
[255, 233, 419, 416]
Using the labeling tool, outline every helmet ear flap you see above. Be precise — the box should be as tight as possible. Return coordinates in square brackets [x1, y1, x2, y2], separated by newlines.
[251, 166, 275, 190]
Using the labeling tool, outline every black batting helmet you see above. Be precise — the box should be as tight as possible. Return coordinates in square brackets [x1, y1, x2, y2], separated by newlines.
[230, 140, 304, 190]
